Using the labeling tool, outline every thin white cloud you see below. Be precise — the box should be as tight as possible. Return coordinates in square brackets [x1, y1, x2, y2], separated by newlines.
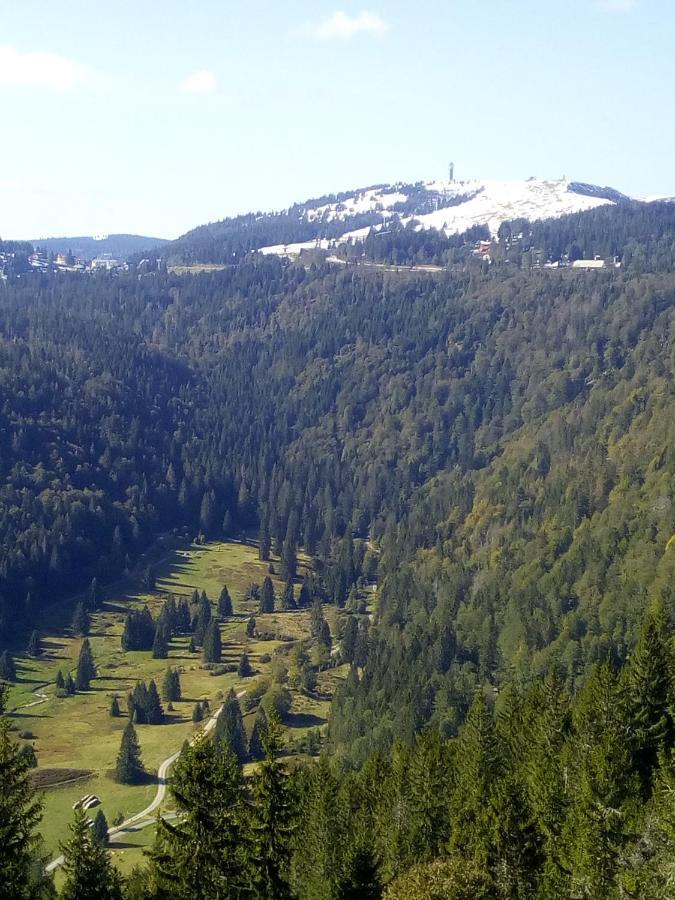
[0, 45, 88, 91]
[309, 11, 389, 40]
[598, 0, 638, 11]
[179, 70, 218, 95]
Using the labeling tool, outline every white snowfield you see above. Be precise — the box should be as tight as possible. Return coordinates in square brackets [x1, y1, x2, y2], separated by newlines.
[258, 177, 634, 258]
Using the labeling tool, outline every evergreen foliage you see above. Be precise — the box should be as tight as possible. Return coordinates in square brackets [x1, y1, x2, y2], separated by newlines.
[60, 808, 122, 900]
[116, 722, 144, 784]
[215, 689, 248, 762]
[75, 639, 96, 692]
[202, 620, 222, 664]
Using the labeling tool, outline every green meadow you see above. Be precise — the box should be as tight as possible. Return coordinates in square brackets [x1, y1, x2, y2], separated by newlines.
[6, 538, 346, 874]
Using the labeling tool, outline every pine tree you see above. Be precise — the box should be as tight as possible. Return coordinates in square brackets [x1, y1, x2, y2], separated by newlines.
[92, 809, 109, 846]
[177, 598, 191, 633]
[281, 580, 296, 611]
[448, 693, 499, 869]
[162, 668, 181, 703]
[260, 577, 275, 614]
[281, 538, 297, 582]
[342, 616, 359, 663]
[154, 734, 247, 899]
[247, 714, 295, 899]
[75, 638, 96, 692]
[627, 599, 675, 793]
[152, 620, 170, 659]
[146, 680, 164, 725]
[258, 518, 271, 561]
[116, 722, 145, 784]
[202, 620, 222, 664]
[194, 593, 212, 645]
[87, 577, 101, 611]
[249, 706, 268, 761]
[110, 696, 120, 717]
[215, 689, 248, 762]
[27, 630, 41, 658]
[71, 601, 90, 637]
[562, 661, 638, 897]
[60, 808, 122, 900]
[0, 650, 16, 682]
[218, 585, 233, 618]
[0, 708, 43, 899]
[238, 652, 253, 678]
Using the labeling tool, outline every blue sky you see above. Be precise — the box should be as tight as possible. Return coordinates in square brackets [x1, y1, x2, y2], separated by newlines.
[0, 0, 672, 239]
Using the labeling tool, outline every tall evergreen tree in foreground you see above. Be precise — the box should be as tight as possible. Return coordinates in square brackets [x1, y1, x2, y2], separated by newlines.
[247, 714, 295, 899]
[116, 722, 144, 784]
[75, 638, 96, 691]
[626, 598, 675, 793]
[60, 808, 122, 900]
[0, 688, 44, 900]
[151, 734, 247, 900]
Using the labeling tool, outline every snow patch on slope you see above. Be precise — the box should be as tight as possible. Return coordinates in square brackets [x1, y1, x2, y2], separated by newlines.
[258, 177, 632, 257]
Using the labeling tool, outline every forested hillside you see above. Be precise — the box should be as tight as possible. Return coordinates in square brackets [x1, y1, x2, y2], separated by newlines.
[0, 200, 673, 897]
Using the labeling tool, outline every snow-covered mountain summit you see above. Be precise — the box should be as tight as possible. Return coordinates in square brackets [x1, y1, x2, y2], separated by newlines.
[259, 177, 632, 256]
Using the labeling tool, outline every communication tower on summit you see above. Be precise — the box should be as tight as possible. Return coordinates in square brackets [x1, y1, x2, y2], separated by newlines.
[448, 162, 455, 183]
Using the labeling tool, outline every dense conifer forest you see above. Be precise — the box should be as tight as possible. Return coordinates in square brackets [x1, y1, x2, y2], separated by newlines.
[0, 200, 674, 897]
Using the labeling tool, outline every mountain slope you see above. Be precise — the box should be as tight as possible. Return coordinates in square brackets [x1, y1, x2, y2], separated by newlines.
[165, 176, 635, 264]
[29, 233, 168, 259]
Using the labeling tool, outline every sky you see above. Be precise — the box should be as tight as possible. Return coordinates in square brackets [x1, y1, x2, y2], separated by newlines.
[0, 0, 673, 239]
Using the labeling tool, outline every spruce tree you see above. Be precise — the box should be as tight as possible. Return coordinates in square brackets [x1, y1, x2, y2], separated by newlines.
[249, 706, 268, 761]
[260, 577, 275, 614]
[155, 734, 247, 899]
[65, 672, 76, 695]
[202, 620, 222, 664]
[247, 617, 256, 638]
[215, 689, 248, 762]
[92, 809, 109, 846]
[152, 620, 170, 659]
[0, 650, 16, 682]
[71, 601, 90, 637]
[247, 714, 295, 899]
[116, 721, 144, 784]
[627, 599, 675, 793]
[238, 652, 253, 678]
[194, 593, 212, 645]
[448, 693, 499, 869]
[0, 706, 43, 899]
[218, 585, 233, 619]
[75, 638, 96, 692]
[55, 670, 65, 692]
[146, 680, 164, 725]
[109, 695, 120, 717]
[27, 630, 41, 658]
[162, 668, 181, 702]
[60, 808, 122, 900]
[87, 577, 101, 612]
[562, 661, 638, 897]
[192, 702, 204, 723]
[281, 580, 296, 611]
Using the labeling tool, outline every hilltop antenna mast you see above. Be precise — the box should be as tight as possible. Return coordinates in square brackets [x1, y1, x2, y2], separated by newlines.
[448, 162, 455, 183]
